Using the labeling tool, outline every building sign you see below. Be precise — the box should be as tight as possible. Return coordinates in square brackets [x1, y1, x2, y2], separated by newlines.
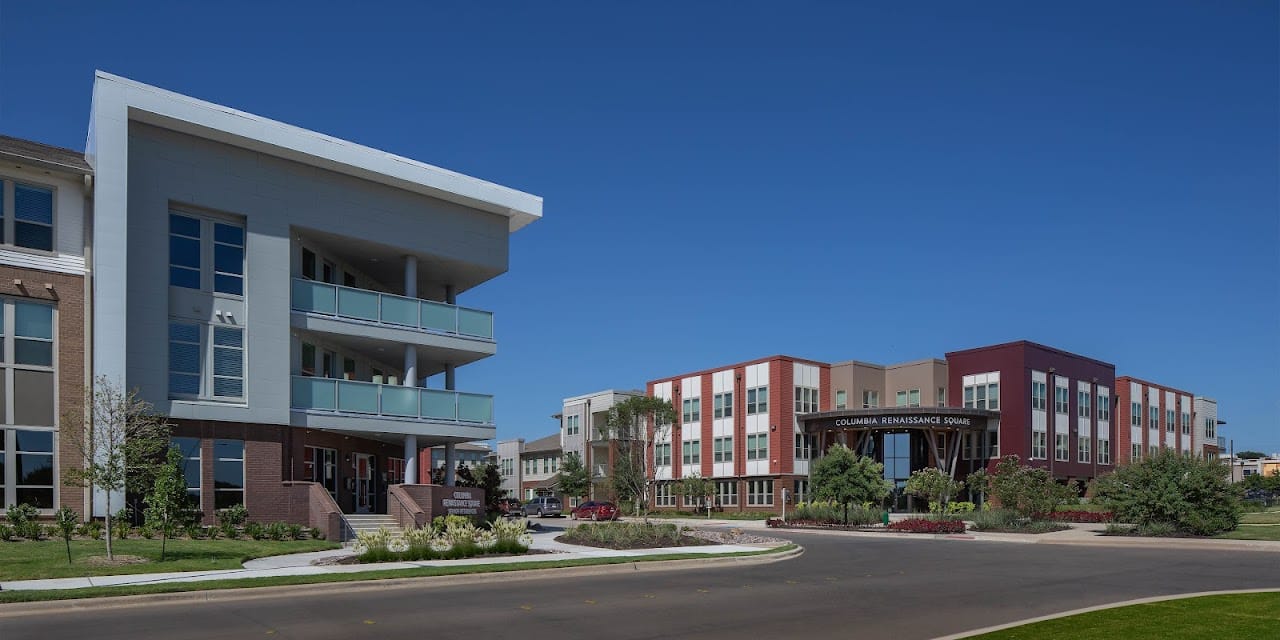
[804, 409, 992, 432]
[834, 415, 973, 428]
[433, 487, 486, 516]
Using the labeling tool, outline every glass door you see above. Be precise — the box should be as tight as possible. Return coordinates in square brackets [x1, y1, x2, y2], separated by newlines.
[354, 453, 375, 513]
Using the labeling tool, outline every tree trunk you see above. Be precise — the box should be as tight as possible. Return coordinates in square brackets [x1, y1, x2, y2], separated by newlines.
[161, 526, 167, 562]
[844, 502, 849, 525]
[65, 537, 72, 564]
[104, 495, 114, 561]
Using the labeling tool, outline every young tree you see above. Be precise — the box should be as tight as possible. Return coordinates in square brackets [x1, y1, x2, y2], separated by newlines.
[62, 376, 173, 560]
[966, 469, 989, 507]
[144, 446, 195, 561]
[558, 452, 591, 503]
[1094, 449, 1241, 536]
[54, 506, 79, 564]
[601, 396, 675, 516]
[474, 462, 504, 512]
[678, 473, 715, 517]
[905, 467, 962, 514]
[810, 444, 892, 524]
[986, 455, 1077, 519]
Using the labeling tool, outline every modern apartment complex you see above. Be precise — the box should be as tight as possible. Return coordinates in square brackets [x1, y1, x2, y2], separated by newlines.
[559, 389, 645, 498]
[0, 72, 542, 532]
[494, 433, 566, 502]
[1113, 377, 1194, 464]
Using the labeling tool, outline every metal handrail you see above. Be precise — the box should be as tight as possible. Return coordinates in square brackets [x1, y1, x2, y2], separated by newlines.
[289, 376, 494, 425]
[290, 277, 494, 339]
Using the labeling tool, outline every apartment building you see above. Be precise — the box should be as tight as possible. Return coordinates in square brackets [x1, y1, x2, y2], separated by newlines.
[0, 136, 92, 515]
[0, 72, 542, 528]
[1113, 377, 1194, 464]
[1193, 397, 1222, 459]
[559, 388, 645, 499]
[426, 442, 491, 475]
[494, 433, 566, 502]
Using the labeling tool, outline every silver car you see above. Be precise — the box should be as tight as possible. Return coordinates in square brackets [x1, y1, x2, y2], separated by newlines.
[523, 496, 563, 517]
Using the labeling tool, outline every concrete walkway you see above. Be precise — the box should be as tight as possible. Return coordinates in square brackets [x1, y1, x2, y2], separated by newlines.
[0, 524, 775, 592]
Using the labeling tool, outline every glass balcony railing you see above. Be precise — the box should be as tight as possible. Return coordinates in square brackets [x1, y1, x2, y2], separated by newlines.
[290, 376, 494, 424]
[291, 278, 494, 340]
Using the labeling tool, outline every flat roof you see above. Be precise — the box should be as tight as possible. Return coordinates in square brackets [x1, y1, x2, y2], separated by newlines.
[562, 389, 646, 403]
[1115, 375, 1195, 397]
[945, 340, 1115, 369]
[88, 71, 542, 232]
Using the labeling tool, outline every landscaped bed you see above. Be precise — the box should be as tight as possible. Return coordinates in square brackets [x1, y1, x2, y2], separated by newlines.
[354, 515, 533, 563]
[556, 521, 712, 549]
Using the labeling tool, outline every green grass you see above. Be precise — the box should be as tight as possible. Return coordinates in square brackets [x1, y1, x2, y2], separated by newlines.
[1216, 525, 1280, 541]
[0, 538, 338, 581]
[1239, 510, 1280, 525]
[637, 511, 776, 521]
[0, 544, 797, 604]
[968, 592, 1280, 639]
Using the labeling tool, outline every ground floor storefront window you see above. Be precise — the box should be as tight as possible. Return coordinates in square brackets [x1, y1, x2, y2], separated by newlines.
[214, 439, 245, 509]
[2, 428, 55, 509]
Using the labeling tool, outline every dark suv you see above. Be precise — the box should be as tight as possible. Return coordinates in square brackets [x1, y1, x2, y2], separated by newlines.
[523, 496, 563, 517]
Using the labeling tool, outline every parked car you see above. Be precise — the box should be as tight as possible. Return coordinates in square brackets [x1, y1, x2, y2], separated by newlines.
[523, 496, 563, 517]
[570, 501, 619, 521]
[498, 498, 525, 518]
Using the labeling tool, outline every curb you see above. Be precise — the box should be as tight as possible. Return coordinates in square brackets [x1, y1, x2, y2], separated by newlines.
[932, 588, 1280, 639]
[0, 545, 802, 617]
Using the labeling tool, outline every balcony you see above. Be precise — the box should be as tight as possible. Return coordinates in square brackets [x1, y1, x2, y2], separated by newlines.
[291, 278, 494, 340]
[290, 376, 496, 441]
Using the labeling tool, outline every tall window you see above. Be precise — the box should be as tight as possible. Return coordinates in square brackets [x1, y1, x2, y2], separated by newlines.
[937, 387, 946, 407]
[172, 437, 202, 502]
[682, 440, 700, 465]
[0, 299, 56, 510]
[387, 457, 405, 485]
[1055, 433, 1069, 461]
[986, 429, 1000, 458]
[654, 442, 672, 466]
[1078, 390, 1091, 419]
[1149, 406, 1159, 430]
[1166, 409, 1175, 433]
[1131, 443, 1141, 461]
[304, 446, 337, 498]
[1180, 411, 1190, 435]
[682, 398, 701, 423]
[654, 482, 674, 507]
[862, 390, 879, 408]
[4, 181, 55, 251]
[564, 415, 580, 436]
[169, 322, 245, 401]
[1131, 402, 1142, 427]
[1098, 440, 1111, 465]
[794, 387, 818, 414]
[716, 481, 737, 506]
[794, 479, 809, 503]
[1078, 436, 1091, 463]
[1032, 432, 1048, 459]
[1098, 395, 1111, 421]
[713, 436, 733, 462]
[746, 434, 768, 460]
[794, 434, 813, 460]
[213, 439, 245, 509]
[747, 479, 773, 506]
[835, 390, 847, 410]
[169, 212, 245, 295]
[746, 386, 768, 414]
[1031, 381, 1047, 411]
[713, 392, 733, 419]
[1054, 386, 1069, 414]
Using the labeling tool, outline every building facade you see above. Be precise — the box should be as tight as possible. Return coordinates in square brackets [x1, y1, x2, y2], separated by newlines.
[1113, 377, 1194, 464]
[559, 388, 644, 500]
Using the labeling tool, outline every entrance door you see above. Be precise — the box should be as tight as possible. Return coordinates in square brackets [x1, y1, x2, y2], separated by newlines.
[354, 453, 375, 513]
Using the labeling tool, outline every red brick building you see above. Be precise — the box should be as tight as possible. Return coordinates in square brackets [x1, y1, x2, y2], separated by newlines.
[1114, 377, 1195, 464]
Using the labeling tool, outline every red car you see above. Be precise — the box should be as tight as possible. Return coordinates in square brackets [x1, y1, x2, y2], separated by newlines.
[570, 501, 619, 521]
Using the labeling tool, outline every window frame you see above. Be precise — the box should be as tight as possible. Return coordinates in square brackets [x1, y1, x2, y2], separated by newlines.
[1, 177, 58, 253]
[682, 439, 701, 466]
[746, 433, 769, 460]
[168, 210, 246, 298]
[212, 439, 245, 510]
[713, 436, 733, 463]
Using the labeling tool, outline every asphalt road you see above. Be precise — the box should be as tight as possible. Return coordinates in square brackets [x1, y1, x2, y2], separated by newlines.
[3, 530, 1278, 640]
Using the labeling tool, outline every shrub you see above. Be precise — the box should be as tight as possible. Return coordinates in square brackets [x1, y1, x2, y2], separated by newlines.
[1104, 523, 1135, 535]
[886, 518, 965, 534]
[559, 521, 687, 548]
[216, 504, 249, 527]
[6, 503, 41, 540]
[905, 468, 963, 513]
[184, 523, 205, 539]
[766, 518, 783, 528]
[354, 527, 395, 563]
[987, 456, 1078, 519]
[140, 525, 156, 539]
[308, 527, 324, 540]
[944, 501, 976, 516]
[82, 520, 104, 540]
[221, 522, 240, 540]
[0, 523, 14, 541]
[204, 525, 220, 540]
[968, 508, 1021, 531]
[286, 524, 304, 541]
[265, 522, 288, 541]
[1135, 521, 1180, 537]
[785, 500, 881, 527]
[244, 522, 265, 540]
[1093, 449, 1240, 536]
[1048, 510, 1114, 523]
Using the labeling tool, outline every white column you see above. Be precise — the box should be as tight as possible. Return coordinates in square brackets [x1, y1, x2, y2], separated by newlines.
[404, 435, 418, 484]
[445, 443, 457, 486]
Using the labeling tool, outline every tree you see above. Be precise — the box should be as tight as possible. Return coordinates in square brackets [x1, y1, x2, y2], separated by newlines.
[144, 447, 195, 562]
[966, 469, 989, 507]
[905, 467, 962, 514]
[601, 396, 675, 516]
[677, 473, 715, 517]
[62, 376, 173, 560]
[54, 506, 79, 564]
[986, 455, 1078, 519]
[474, 462, 504, 512]
[1236, 451, 1267, 460]
[558, 452, 591, 502]
[809, 444, 892, 524]
[1094, 449, 1241, 536]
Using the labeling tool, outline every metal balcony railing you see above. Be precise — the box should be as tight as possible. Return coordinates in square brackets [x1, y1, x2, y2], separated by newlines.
[290, 278, 494, 340]
[290, 376, 494, 424]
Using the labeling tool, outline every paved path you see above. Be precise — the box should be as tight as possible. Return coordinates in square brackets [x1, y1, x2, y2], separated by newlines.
[3, 529, 1277, 640]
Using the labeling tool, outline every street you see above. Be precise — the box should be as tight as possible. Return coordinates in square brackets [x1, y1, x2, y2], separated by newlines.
[2, 529, 1277, 639]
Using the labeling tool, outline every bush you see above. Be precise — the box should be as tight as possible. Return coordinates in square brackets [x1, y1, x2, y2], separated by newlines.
[286, 524, 304, 541]
[1048, 510, 1114, 523]
[1094, 449, 1241, 536]
[943, 501, 976, 516]
[308, 527, 324, 540]
[886, 518, 965, 534]
[265, 522, 288, 541]
[184, 523, 205, 539]
[216, 504, 249, 527]
[5, 503, 42, 540]
[220, 522, 240, 540]
[987, 456, 1078, 519]
[1135, 521, 1180, 537]
[785, 500, 881, 527]
[0, 524, 15, 541]
[968, 508, 1021, 531]
[140, 525, 155, 539]
[244, 522, 265, 540]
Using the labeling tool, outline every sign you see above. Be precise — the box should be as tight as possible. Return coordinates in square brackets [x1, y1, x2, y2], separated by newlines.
[834, 415, 974, 428]
[804, 410, 990, 432]
[432, 487, 486, 516]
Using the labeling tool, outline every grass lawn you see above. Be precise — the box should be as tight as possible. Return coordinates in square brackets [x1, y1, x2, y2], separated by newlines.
[638, 511, 775, 521]
[0, 538, 338, 581]
[1240, 509, 1280, 525]
[968, 592, 1280, 639]
[1216, 525, 1280, 542]
[0, 544, 796, 603]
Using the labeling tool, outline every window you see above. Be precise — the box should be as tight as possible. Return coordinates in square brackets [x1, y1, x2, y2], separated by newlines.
[986, 429, 999, 458]
[835, 390, 847, 410]
[794, 433, 813, 460]
[682, 440, 701, 465]
[716, 481, 738, 506]
[1098, 395, 1111, 421]
[747, 479, 774, 506]
[654, 482, 675, 507]
[747, 434, 768, 460]
[13, 301, 53, 367]
[713, 436, 733, 463]
[1055, 433, 1069, 461]
[565, 415, 580, 436]
[1181, 411, 1190, 435]
[387, 457, 406, 485]
[3, 429, 55, 508]
[746, 386, 768, 414]
[169, 212, 245, 295]
[1078, 390, 1091, 419]
[1098, 440, 1111, 465]
[1149, 444, 1158, 457]
[173, 437, 202, 502]
[1132, 443, 1141, 461]
[713, 392, 733, 419]
[213, 439, 245, 509]
[1078, 436, 1091, 463]
[1054, 386, 1069, 414]
[654, 442, 672, 466]
[170, 322, 245, 400]
[1032, 431, 1048, 459]
[1166, 409, 1175, 433]
[794, 479, 809, 503]
[862, 390, 879, 408]
[1205, 417, 1215, 439]
[1149, 406, 1159, 430]
[895, 389, 920, 407]
[682, 398, 701, 423]
[2, 180, 56, 251]
[938, 387, 946, 407]
[794, 387, 818, 414]
[500, 458, 513, 476]
[1131, 402, 1142, 427]
[1031, 380, 1047, 411]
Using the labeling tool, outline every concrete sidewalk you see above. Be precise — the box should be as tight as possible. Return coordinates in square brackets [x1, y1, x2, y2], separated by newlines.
[0, 525, 777, 592]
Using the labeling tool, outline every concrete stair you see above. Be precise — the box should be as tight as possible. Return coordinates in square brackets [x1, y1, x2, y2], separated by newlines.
[342, 514, 404, 543]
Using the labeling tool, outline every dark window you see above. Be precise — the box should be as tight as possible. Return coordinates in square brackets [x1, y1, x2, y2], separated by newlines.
[13, 184, 53, 251]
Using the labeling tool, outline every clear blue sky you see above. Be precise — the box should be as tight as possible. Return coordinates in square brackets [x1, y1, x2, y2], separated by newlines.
[2, 2, 1276, 452]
